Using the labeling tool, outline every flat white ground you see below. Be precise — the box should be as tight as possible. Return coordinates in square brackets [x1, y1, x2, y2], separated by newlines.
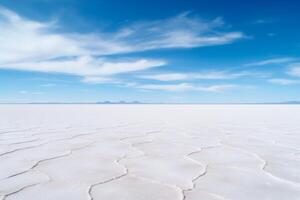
[0, 105, 300, 200]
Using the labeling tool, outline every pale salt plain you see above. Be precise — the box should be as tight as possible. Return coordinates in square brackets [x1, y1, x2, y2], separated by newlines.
[0, 104, 300, 200]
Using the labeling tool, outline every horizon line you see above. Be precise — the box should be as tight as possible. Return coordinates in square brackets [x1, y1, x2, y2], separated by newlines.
[1, 102, 300, 105]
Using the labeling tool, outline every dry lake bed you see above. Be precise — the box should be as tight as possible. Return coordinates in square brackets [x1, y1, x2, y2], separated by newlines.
[0, 104, 300, 200]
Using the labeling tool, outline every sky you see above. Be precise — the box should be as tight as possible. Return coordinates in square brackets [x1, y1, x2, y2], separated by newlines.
[0, 0, 300, 103]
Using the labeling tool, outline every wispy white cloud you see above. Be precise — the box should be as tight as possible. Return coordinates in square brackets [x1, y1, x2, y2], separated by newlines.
[0, 6, 244, 84]
[19, 90, 44, 95]
[41, 83, 56, 87]
[140, 73, 189, 81]
[0, 5, 249, 97]
[3, 56, 166, 79]
[138, 71, 256, 81]
[268, 78, 300, 85]
[287, 63, 300, 77]
[117, 14, 244, 50]
[245, 57, 296, 67]
[267, 62, 300, 85]
[0, 7, 244, 63]
[81, 76, 119, 84]
[135, 83, 236, 92]
[0, 7, 84, 64]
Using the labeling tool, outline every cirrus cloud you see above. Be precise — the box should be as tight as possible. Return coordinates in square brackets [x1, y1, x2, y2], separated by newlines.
[245, 57, 297, 67]
[268, 78, 300, 85]
[138, 71, 256, 81]
[287, 63, 300, 77]
[0, 6, 244, 92]
[136, 83, 236, 92]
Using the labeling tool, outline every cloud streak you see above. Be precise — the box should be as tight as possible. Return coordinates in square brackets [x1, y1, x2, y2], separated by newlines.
[268, 78, 300, 85]
[136, 83, 236, 92]
[116, 13, 244, 50]
[3, 56, 166, 76]
[138, 71, 255, 81]
[287, 63, 300, 77]
[0, 7, 244, 63]
[245, 57, 296, 67]
[0, 6, 245, 94]
[0, 7, 243, 79]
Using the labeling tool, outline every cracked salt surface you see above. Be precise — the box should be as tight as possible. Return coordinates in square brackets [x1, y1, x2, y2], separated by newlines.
[1, 105, 300, 200]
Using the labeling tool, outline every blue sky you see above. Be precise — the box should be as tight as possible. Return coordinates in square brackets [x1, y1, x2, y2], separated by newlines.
[0, 0, 300, 103]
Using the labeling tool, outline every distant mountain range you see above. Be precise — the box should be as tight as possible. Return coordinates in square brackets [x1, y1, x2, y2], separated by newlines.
[274, 101, 300, 104]
[96, 101, 300, 104]
[96, 101, 142, 104]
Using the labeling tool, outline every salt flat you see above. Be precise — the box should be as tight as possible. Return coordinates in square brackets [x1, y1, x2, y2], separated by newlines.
[0, 104, 300, 200]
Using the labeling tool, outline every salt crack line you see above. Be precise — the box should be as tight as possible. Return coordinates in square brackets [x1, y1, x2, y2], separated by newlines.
[88, 127, 164, 200]
[30, 123, 128, 137]
[119, 128, 163, 142]
[1, 142, 96, 200]
[0, 130, 102, 158]
[0, 127, 40, 135]
[8, 138, 40, 146]
[88, 156, 129, 200]
[130, 174, 185, 200]
[182, 149, 208, 200]
[0, 143, 46, 158]
[119, 129, 164, 159]
[220, 140, 300, 188]
[2, 183, 41, 200]
[3, 142, 96, 180]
